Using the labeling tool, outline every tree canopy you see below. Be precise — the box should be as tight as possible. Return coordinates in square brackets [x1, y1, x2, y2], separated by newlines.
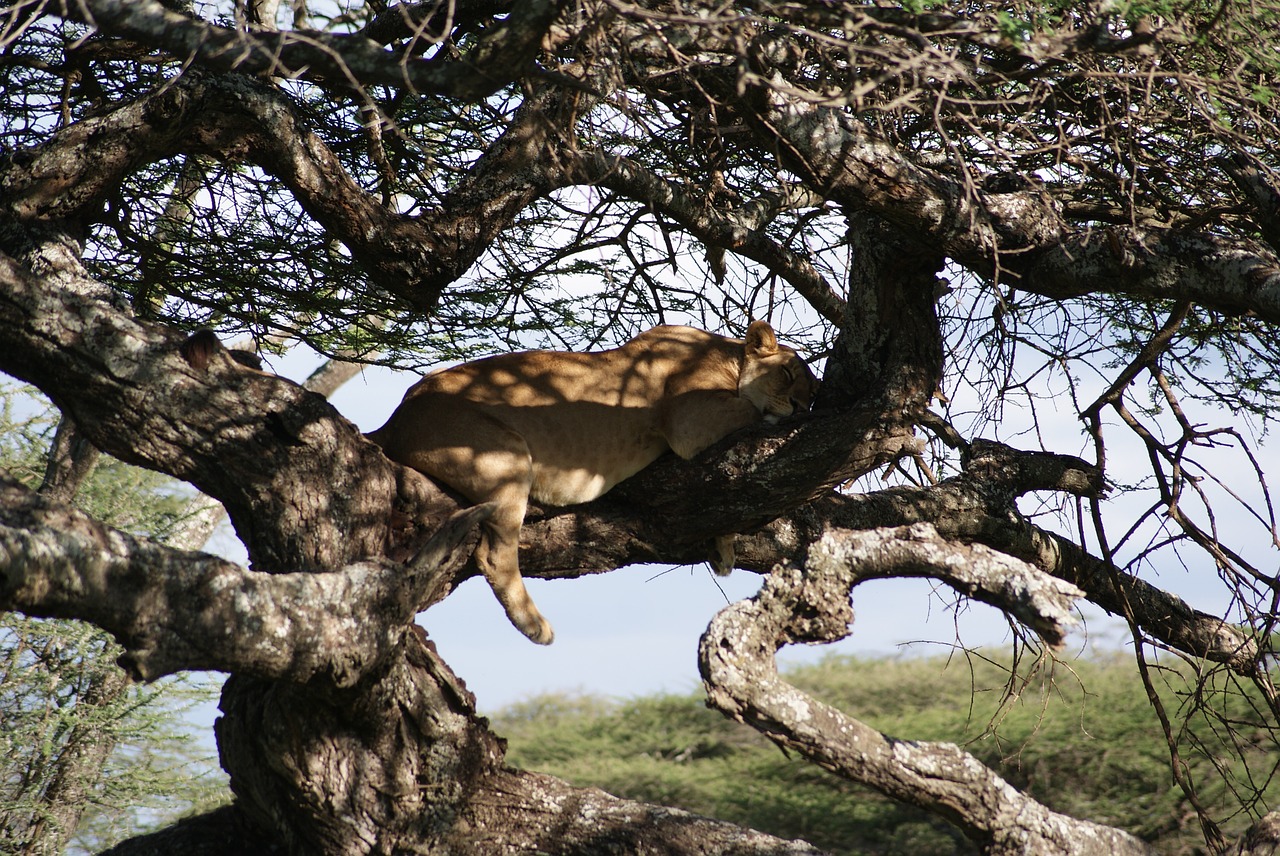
[2, 0, 1279, 853]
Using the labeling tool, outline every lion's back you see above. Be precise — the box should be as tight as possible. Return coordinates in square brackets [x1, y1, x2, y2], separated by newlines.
[374, 326, 745, 505]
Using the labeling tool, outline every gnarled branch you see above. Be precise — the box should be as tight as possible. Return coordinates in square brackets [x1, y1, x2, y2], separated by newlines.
[734, 475, 1261, 675]
[700, 525, 1156, 855]
[63, 0, 562, 100]
[742, 85, 1280, 324]
[0, 473, 488, 682]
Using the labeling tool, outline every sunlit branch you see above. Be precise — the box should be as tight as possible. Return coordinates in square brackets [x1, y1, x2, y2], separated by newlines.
[700, 524, 1157, 855]
[734, 475, 1263, 676]
[744, 84, 1280, 324]
[0, 473, 487, 682]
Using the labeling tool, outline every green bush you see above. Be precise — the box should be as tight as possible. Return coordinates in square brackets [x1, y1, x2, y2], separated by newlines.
[495, 651, 1279, 855]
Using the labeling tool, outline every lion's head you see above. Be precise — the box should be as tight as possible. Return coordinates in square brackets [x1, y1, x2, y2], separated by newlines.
[737, 320, 819, 422]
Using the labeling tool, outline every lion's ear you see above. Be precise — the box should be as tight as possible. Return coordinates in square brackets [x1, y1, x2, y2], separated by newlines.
[744, 320, 779, 358]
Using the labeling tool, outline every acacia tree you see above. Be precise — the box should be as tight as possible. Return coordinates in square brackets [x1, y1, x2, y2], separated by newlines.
[2, 0, 1279, 853]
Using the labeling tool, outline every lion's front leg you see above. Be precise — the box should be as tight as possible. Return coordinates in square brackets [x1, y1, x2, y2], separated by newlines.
[384, 408, 556, 645]
[463, 440, 555, 645]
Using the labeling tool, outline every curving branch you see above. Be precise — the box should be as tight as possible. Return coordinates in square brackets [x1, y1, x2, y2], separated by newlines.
[448, 768, 830, 855]
[742, 84, 1280, 324]
[0, 472, 489, 682]
[1, 74, 498, 311]
[700, 525, 1157, 856]
[0, 245, 446, 571]
[986, 516, 1263, 674]
[1021, 228, 1280, 323]
[733, 473, 1261, 675]
[813, 523, 1084, 646]
[61, 0, 563, 100]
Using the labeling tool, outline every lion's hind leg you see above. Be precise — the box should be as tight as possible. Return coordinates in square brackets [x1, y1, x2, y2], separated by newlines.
[435, 420, 554, 645]
[474, 471, 555, 645]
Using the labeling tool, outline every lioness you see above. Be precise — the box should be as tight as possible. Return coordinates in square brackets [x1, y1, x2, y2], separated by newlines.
[367, 321, 817, 644]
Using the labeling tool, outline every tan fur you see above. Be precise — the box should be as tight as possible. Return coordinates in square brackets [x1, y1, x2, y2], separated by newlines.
[367, 321, 818, 644]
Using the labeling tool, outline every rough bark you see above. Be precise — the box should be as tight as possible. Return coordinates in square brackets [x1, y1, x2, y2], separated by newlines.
[56, 0, 562, 100]
[735, 468, 1261, 675]
[0, 472, 490, 682]
[38, 417, 100, 505]
[104, 771, 829, 856]
[700, 526, 1158, 856]
[739, 84, 1280, 324]
[1229, 813, 1280, 856]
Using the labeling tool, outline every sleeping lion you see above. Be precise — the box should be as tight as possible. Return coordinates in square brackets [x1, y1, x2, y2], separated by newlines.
[368, 321, 817, 644]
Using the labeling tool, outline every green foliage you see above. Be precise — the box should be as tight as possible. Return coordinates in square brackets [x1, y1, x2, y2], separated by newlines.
[0, 386, 194, 539]
[0, 615, 228, 855]
[0, 386, 228, 854]
[496, 652, 1280, 855]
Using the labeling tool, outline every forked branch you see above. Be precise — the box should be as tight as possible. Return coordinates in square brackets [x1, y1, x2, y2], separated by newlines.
[700, 525, 1156, 855]
[0, 473, 488, 683]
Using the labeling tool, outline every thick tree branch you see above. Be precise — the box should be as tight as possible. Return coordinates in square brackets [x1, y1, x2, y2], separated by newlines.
[1, 71, 582, 313]
[61, 0, 562, 100]
[961, 438, 1106, 499]
[734, 475, 1261, 675]
[811, 524, 1084, 647]
[822, 212, 944, 411]
[1019, 228, 1280, 322]
[105, 783, 831, 856]
[700, 525, 1154, 855]
[986, 516, 1262, 674]
[0, 473, 488, 682]
[449, 769, 828, 855]
[0, 76, 452, 310]
[744, 86, 1280, 324]
[0, 244, 459, 571]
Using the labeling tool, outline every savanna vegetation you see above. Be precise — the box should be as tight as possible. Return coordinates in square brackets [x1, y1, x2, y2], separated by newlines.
[500, 652, 1280, 855]
[0, 389, 226, 855]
